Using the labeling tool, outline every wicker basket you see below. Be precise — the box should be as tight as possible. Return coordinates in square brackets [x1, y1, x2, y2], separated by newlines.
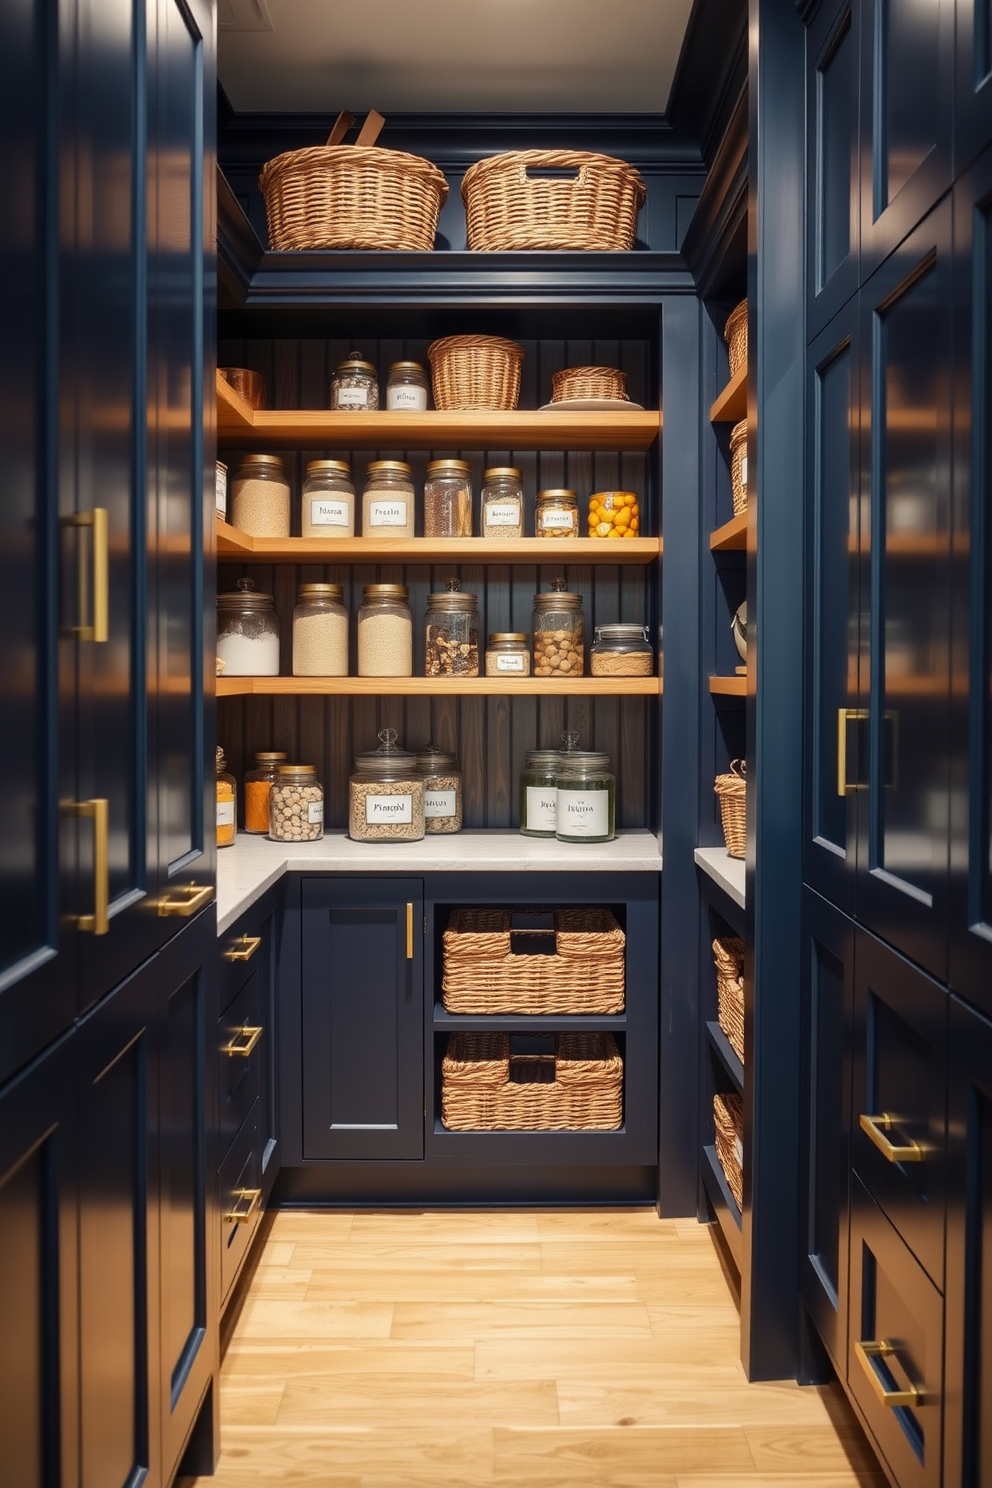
[730, 420, 748, 516]
[714, 1092, 744, 1210]
[441, 1032, 623, 1131]
[712, 936, 745, 1063]
[442, 908, 624, 1014]
[427, 334, 524, 411]
[724, 299, 748, 377]
[714, 759, 746, 859]
[551, 366, 628, 402]
[462, 150, 646, 252]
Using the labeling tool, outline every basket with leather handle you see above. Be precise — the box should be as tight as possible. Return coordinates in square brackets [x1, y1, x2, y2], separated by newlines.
[461, 149, 646, 251]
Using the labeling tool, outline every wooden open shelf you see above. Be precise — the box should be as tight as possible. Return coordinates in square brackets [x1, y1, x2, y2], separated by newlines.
[709, 675, 747, 696]
[709, 511, 748, 552]
[709, 363, 747, 424]
[216, 675, 661, 698]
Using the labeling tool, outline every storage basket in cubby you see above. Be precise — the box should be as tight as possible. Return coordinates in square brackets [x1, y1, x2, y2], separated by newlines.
[551, 365, 628, 402]
[461, 149, 646, 252]
[730, 420, 748, 515]
[712, 936, 745, 1063]
[441, 1031, 623, 1131]
[714, 1091, 744, 1210]
[427, 334, 524, 411]
[441, 907, 625, 1014]
[724, 299, 748, 377]
[714, 760, 746, 859]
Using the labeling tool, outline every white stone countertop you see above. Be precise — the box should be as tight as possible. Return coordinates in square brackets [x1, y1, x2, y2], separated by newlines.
[217, 829, 662, 935]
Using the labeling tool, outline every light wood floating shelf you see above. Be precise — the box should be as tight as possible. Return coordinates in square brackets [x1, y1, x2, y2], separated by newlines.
[709, 674, 747, 696]
[709, 511, 748, 551]
[709, 363, 747, 424]
[216, 675, 661, 698]
[217, 372, 661, 452]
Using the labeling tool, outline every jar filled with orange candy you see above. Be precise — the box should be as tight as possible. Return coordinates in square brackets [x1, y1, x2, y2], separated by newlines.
[587, 490, 640, 539]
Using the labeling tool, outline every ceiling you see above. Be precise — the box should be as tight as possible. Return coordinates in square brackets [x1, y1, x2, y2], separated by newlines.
[217, 0, 698, 115]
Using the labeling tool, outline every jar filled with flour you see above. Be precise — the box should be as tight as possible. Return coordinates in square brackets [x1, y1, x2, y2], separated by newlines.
[217, 578, 280, 676]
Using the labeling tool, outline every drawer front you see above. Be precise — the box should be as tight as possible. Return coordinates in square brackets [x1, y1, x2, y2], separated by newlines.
[849, 1177, 943, 1488]
[219, 920, 267, 1016]
[219, 1100, 262, 1306]
[852, 930, 948, 1285]
[218, 970, 262, 1161]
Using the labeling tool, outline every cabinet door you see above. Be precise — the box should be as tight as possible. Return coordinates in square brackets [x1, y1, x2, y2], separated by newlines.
[857, 201, 954, 980]
[806, 0, 860, 338]
[956, 0, 992, 174]
[301, 878, 423, 1161]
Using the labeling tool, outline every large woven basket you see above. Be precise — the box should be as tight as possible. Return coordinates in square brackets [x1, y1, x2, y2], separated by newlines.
[730, 420, 748, 515]
[551, 366, 628, 402]
[712, 936, 745, 1063]
[441, 1032, 623, 1131]
[724, 299, 748, 377]
[428, 334, 524, 411]
[714, 1092, 744, 1209]
[442, 908, 625, 1015]
[462, 150, 646, 252]
[714, 759, 746, 859]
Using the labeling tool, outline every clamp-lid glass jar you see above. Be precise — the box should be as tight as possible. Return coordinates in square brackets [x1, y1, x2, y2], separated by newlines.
[301, 459, 354, 538]
[532, 580, 585, 677]
[519, 748, 562, 838]
[424, 459, 473, 538]
[425, 579, 479, 677]
[386, 360, 428, 411]
[231, 453, 290, 538]
[416, 746, 463, 834]
[590, 623, 653, 676]
[485, 632, 530, 677]
[331, 350, 378, 410]
[357, 583, 412, 676]
[362, 460, 415, 538]
[244, 750, 287, 835]
[217, 578, 280, 676]
[556, 750, 615, 844]
[349, 730, 425, 842]
[293, 583, 348, 677]
[268, 764, 324, 842]
[481, 467, 524, 538]
[535, 488, 579, 539]
[216, 746, 237, 848]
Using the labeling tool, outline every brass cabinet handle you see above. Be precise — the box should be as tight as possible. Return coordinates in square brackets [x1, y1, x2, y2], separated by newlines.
[64, 798, 110, 934]
[854, 1339, 921, 1409]
[62, 508, 109, 642]
[224, 1187, 261, 1225]
[859, 1112, 925, 1163]
[157, 882, 214, 917]
[406, 901, 414, 960]
[837, 707, 869, 796]
[224, 934, 261, 962]
[225, 1025, 263, 1058]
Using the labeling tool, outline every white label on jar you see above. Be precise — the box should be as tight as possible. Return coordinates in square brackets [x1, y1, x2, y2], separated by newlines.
[387, 386, 427, 411]
[337, 386, 370, 408]
[366, 793, 413, 824]
[215, 464, 227, 517]
[556, 789, 610, 838]
[525, 785, 557, 831]
[740, 455, 748, 490]
[308, 800, 324, 824]
[309, 498, 350, 528]
[494, 653, 525, 673]
[424, 789, 457, 818]
[368, 499, 409, 528]
[216, 800, 235, 827]
[540, 508, 574, 531]
[486, 501, 521, 527]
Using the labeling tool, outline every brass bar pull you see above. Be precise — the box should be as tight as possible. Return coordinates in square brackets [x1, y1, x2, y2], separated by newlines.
[224, 1188, 261, 1225]
[837, 707, 869, 796]
[65, 798, 110, 934]
[157, 882, 214, 918]
[225, 1024, 263, 1058]
[224, 935, 261, 963]
[63, 508, 109, 642]
[859, 1112, 925, 1163]
[406, 902, 414, 960]
[854, 1339, 921, 1409]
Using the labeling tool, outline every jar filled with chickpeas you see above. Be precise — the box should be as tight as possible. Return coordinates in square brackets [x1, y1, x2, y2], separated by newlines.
[587, 490, 640, 540]
[268, 764, 324, 843]
[532, 580, 584, 678]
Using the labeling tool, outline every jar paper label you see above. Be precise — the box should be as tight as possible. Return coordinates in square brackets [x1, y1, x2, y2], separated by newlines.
[216, 800, 235, 827]
[540, 508, 574, 530]
[309, 498, 350, 528]
[215, 467, 227, 517]
[387, 387, 426, 410]
[495, 653, 525, 672]
[556, 789, 609, 837]
[424, 789, 457, 818]
[308, 801, 324, 824]
[486, 501, 521, 526]
[740, 455, 748, 490]
[525, 785, 558, 831]
[368, 499, 409, 528]
[366, 793, 413, 824]
[337, 386, 370, 408]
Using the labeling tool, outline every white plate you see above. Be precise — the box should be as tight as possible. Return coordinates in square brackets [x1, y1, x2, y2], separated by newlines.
[538, 398, 646, 412]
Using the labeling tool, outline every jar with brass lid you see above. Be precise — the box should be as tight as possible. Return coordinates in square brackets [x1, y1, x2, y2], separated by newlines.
[482, 467, 523, 538]
[362, 460, 415, 538]
[216, 746, 236, 848]
[301, 459, 354, 538]
[425, 578, 479, 677]
[532, 579, 584, 677]
[268, 764, 324, 843]
[244, 750, 287, 835]
[386, 360, 428, 411]
[331, 350, 378, 410]
[292, 583, 348, 676]
[535, 488, 579, 539]
[357, 583, 413, 676]
[485, 632, 530, 677]
[424, 459, 473, 537]
[231, 453, 290, 537]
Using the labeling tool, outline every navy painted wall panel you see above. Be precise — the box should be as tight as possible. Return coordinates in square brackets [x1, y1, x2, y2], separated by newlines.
[807, 0, 860, 337]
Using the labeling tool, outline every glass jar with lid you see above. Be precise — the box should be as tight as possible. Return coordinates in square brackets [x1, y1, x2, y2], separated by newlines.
[485, 632, 530, 677]
[216, 746, 237, 848]
[535, 488, 579, 539]
[519, 748, 562, 837]
[331, 350, 378, 410]
[532, 579, 585, 677]
[349, 729, 425, 842]
[590, 623, 653, 676]
[362, 460, 415, 538]
[416, 746, 463, 834]
[424, 459, 473, 538]
[268, 764, 324, 843]
[217, 578, 280, 676]
[292, 583, 348, 677]
[481, 467, 524, 538]
[231, 453, 290, 537]
[386, 361, 428, 411]
[301, 459, 354, 538]
[555, 745, 615, 844]
[425, 579, 479, 677]
[357, 583, 413, 676]
[244, 750, 287, 834]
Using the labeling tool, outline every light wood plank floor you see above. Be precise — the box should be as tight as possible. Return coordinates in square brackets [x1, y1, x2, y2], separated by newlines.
[190, 1208, 884, 1488]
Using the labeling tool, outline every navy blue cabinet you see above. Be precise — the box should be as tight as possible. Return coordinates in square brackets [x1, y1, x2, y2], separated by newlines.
[806, 0, 861, 337]
[956, 0, 992, 173]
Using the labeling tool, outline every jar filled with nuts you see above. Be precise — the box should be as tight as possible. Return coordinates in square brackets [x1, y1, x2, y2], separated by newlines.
[331, 350, 378, 410]
[590, 623, 653, 676]
[349, 729, 425, 843]
[485, 632, 530, 677]
[532, 580, 585, 677]
[357, 583, 413, 676]
[425, 579, 479, 677]
[535, 488, 579, 539]
[301, 459, 354, 538]
[424, 459, 473, 537]
[416, 746, 463, 834]
[481, 467, 524, 538]
[268, 764, 324, 843]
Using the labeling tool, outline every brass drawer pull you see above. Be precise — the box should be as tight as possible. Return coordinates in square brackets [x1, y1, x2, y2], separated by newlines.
[855, 1339, 921, 1409]
[62, 507, 109, 643]
[225, 934, 261, 962]
[63, 798, 110, 935]
[836, 707, 869, 796]
[859, 1112, 925, 1163]
[224, 1187, 261, 1225]
[158, 882, 214, 917]
[225, 1024, 263, 1058]
[406, 901, 414, 960]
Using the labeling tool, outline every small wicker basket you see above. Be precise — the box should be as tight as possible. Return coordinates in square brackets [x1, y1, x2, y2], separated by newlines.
[724, 299, 748, 377]
[730, 420, 748, 515]
[427, 334, 524, 411]
[714, 759, 746, 859]
[441, 1031, 623, 1131]
[551, 366, 629, 402]
[462, 150, 646, 252]
[714, 1092, 744, 1210]
[442, 908, 625, 1015]
[712, 936, 745, 1063]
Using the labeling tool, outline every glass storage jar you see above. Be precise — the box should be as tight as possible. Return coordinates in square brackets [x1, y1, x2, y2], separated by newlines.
[217, 578, 280, 676]
[590, 622, 653, 676]
[485, 632, 530, 677]
[425, 579, 479, 677]
[386, 360, 428, 411]
[230, 453, 290, 537]
[535, 488, 579, 539]
[349, 729, 425, 842]
[587, 490, 641, 539]
[268, 764, 324, 843]
[481, 467, 524, 538]
[331, 350, 378, 410]
[216, 746, 236, 848]
[416, 746, 463, 834]
[301, 459, 355, 538]
[532, 580, 585, 677]
[292, 583, 348, 677]
[244, 750, 287, 835]
[215, 460, 228, 520]
[362, 460, 415, 538]
[519, 748, 562, 838]
[556, 751, 615, 844]
[424, 459, 473, 537]
[357, 583, 412, 676]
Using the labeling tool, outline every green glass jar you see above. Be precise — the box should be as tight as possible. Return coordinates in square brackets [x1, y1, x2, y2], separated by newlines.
[555, 751, 616, 844]
[519, 749, 562, 838]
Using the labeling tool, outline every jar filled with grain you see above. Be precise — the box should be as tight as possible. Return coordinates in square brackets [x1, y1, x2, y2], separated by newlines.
[243, 751, 287, 834]
[357, 583, 413, 676]
[481, 467, 524, 538]
[532, 580, 585, 677]
[231, 454, 291, 538]
[331, 350, 378, 410]
[485, 632, 530, 677]
[362, 460, 415, 538]
[268, 764, 324, 842]
[519, 748, 562, 838]
[556, 750, 615, 844]
[535, 488, 579, 539]
[301, 459, 355, 538]
[424, 459, 473, 537]
[217, 578, 281, 676]
[416, 746, 463, 834]
[386, 361, 428, 411]
[425, 579, 479, 677]
[590, 623, 653, 676]
[349, 729, 425, 842]
[292, 583, 348, 677]
[216, 747, 236, 848]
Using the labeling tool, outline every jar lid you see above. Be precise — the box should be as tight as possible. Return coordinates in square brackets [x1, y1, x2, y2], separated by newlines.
[362, 582, 409, 600]
[536, 488, 577, 501]
[483, 467, 522, 481]
[366, 459, 412, 477]
[427, 577, 477, 612]
[488, 632, 528, 644]
[216, 745, 228, 769]
[388, 360, 425, 375]
[594, 623, 649, 640]
[426, 459, 472, 477]
[354, 727, 416, 774]
[416, 746, 458, 772]
[533, 578, 582, 610]
[557, 752, 612, 775]
[218, 577, 274, 609]
[252, 751, 287, 762]
[304, 458, 351, 477]
[336, 351, 376, 374]
[237, 453, 286, 472]
[297, 582, 344, 602]
[524, 749, 564, 770]
[276, 763, 317, 776]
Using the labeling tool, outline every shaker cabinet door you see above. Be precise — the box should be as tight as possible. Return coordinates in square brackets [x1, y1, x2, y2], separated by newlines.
[806, 0, 860, 337]
[956, 0, 992, 174]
